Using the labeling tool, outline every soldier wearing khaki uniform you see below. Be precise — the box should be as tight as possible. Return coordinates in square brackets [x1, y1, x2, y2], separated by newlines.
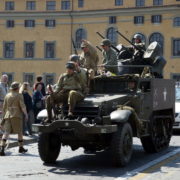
[0, 82, 28, 156]
[45, 62, 85, 123]
[79, 39, 99, 74]
[100, 39, 118, 74]
[69, 54, 88, 83]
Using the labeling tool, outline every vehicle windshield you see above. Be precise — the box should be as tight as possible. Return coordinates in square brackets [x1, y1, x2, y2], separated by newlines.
[176, 87, 180, 101]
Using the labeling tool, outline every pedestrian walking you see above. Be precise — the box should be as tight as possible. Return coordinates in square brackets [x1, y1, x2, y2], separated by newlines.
[19, 82, 34, 135]
[0, 74, 9, 139]
[0, 82, 28, 156]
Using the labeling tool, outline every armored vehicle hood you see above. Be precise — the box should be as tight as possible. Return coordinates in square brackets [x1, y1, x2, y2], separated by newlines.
[77, 94, 129, 107]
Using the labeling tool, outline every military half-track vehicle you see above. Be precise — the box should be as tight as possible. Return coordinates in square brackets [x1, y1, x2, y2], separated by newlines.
[33, 70, 175, 167]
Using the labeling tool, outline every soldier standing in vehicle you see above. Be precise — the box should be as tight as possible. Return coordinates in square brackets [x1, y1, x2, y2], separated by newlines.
[133, 33, 146, 50]
[100, 39, 118, 74]
[0, 82, 28, 156]
[45, 62, 86, 123]
[79, 39, 99, 74]
[132, 34, 146, 61]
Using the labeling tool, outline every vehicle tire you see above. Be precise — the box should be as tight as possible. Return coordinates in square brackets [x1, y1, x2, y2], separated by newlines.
[141, 114, 173, 153]
[38, 132, 61, 163]
[111, 122, 133, 167]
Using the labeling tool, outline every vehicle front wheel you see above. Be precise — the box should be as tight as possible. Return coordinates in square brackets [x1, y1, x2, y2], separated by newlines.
[111, 122, 133, 167]
[38, 132, 61, 163]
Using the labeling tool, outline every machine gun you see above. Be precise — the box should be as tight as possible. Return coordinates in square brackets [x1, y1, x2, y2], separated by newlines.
[96, 45, 102, 52]
[72, 38, 78, 55]
[96, 32, 120, 53]
[116, 30, 145, 52]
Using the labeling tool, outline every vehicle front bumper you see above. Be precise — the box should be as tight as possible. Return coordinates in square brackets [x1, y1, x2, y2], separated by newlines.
[32, 120, 118, 134]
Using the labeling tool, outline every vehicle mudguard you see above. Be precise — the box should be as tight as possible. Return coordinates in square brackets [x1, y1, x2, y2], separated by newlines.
[110, 109, 132, 123]
[37, 109, 48, 120]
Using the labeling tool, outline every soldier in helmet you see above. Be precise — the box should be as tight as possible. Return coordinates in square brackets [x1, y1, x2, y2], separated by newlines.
[133, 33, 146, 51]
[127, 33, 146, 73]
[79, 39, 99, 74]
[70, 54, 94, 86]
[69, 54, 88, 86]
[100, 39, 118, 74]
[45, 62, 85, 123]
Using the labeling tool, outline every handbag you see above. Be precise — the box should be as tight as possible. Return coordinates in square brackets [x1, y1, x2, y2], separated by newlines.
[0, 118, 5, 126]
[35, 101, 43, 109]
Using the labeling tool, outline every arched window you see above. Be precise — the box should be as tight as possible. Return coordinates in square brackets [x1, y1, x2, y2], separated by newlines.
[75, 28, 86, 48]
[132, 33, 146, 45]
[106, 27, 117, 46]
[149, 32, 164, 54]
[174, 17, 180, 27]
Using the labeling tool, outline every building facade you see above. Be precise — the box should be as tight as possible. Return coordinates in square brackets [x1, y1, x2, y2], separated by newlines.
[0, 0, 179, 86]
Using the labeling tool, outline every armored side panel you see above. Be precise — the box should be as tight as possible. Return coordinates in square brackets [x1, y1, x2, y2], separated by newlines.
[151, 79, 175, 112]
[134, 78, 175, 121]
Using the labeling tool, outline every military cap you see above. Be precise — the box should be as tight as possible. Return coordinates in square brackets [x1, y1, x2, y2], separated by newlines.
[100, 39, 111, 46]
[10, 81, 20, 90]
[69, 54, 80, 62]
[81, 42, 88, 48]
[66, 61, 75, 70]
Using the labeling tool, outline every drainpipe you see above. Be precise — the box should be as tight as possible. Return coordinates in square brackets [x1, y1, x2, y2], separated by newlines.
[69, 0, 74, 54]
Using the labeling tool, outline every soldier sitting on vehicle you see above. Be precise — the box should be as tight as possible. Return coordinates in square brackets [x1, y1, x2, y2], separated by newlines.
[70, 54, 94, 88]
[100, 39, 118, 75]
[79, 39, 99, 74]
[44, 62, 86, 123]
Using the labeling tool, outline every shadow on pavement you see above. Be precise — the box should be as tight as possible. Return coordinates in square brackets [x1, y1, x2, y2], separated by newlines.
[44, 144, 180, 178]
[5, 151, 39, 157]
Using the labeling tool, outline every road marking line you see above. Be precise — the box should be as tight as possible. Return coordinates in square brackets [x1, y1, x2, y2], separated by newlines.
[127, 153, 180, 180]
[114, 148, 180, 180]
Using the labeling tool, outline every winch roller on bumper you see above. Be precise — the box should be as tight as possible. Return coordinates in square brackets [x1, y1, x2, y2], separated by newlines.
[32, 120, 118, 134]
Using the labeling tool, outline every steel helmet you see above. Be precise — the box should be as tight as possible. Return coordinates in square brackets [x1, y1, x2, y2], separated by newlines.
[133, 33, 143, 41]
[69, 54, 80, 62]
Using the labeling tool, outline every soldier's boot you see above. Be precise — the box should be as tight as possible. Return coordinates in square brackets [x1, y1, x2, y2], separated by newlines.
[43, 96, 53, 124]
[43, 107, 53, 124]
[68, 106, 74, 118]
[19, 147, 28, 153]
[0, 146, 5, 156]
[0, 139, 6, 156]
[18, 140, 28, 154]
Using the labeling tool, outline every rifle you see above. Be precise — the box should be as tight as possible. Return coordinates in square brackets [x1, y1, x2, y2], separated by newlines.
[116, 30, 144, 52]
[96, 32, 120, 53]
[72, 38, 78, 55]
[96, 45, 102, 52]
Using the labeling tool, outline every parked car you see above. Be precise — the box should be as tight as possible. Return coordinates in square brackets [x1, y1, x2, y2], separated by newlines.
[173, 86, 180, 130]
